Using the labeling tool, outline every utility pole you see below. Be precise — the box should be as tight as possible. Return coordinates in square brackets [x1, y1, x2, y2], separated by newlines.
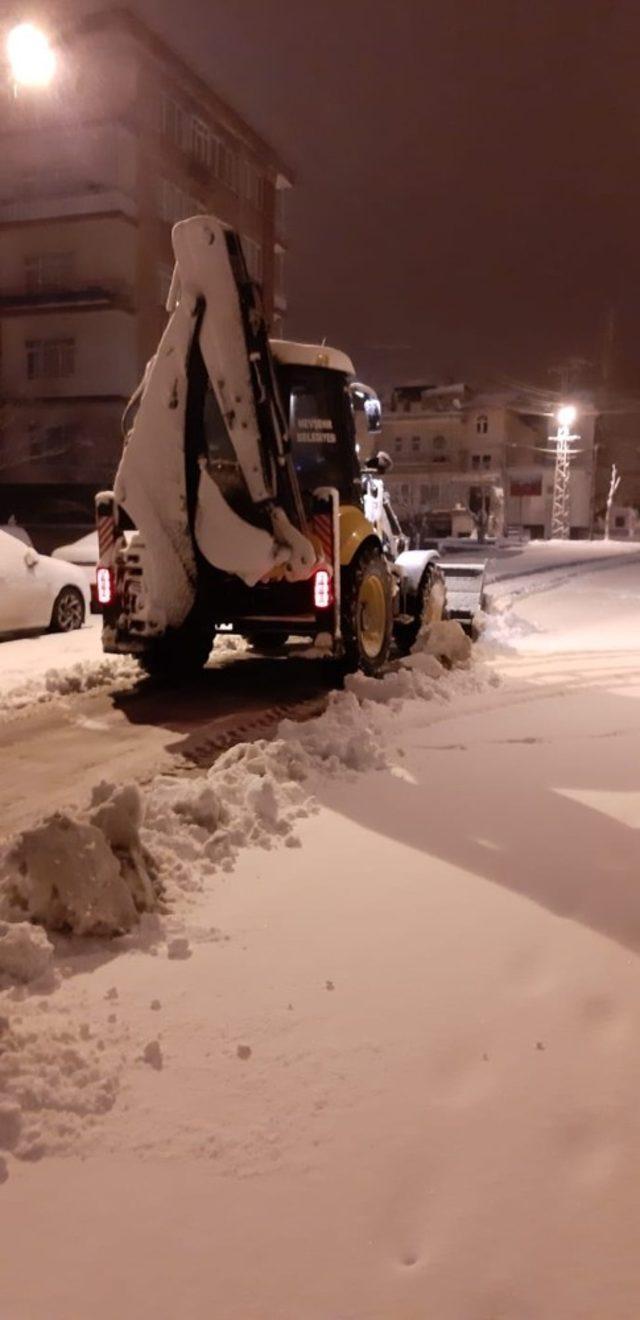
[550, 405, 579, 539]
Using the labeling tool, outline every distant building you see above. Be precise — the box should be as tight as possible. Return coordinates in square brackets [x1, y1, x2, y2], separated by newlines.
[380, 382, 597, 541]
[0, 6, 292, 546]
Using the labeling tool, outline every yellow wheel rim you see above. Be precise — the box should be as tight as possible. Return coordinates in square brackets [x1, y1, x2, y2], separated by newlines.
[358, 574, 387, 659]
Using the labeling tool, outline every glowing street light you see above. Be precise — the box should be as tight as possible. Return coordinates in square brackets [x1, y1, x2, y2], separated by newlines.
[6, 22, 56, 89]
[557, 404, 577, 428]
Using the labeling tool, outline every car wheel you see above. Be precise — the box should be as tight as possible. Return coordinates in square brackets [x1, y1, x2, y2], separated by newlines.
[50, 585, 86, 633]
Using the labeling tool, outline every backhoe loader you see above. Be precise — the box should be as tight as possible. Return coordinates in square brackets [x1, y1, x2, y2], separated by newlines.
[96, 214, 484, 677]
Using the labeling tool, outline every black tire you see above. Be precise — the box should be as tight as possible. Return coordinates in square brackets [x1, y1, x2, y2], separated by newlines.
[340, 544, 393, 676]
[394, 565, 446, 655]
[244, 631, 287, 654]
[50, 585, 85, 633]
[138, 622, 213, 679]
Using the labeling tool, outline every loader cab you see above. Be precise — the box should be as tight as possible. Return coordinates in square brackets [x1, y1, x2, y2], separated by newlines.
[270, 341, 363, 504]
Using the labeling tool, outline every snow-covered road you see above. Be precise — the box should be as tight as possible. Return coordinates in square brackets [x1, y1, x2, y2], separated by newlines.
[1, 547, 640, 1319]
[0, 539, 636, 839]
[0, 629, 331, 836]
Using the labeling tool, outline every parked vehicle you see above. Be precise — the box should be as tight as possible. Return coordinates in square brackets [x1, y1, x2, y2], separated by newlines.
[0, 528, 90, 636]
[51, 531, 98, 587]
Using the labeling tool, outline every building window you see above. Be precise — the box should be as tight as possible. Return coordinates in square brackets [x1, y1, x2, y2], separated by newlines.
[157, 177, 204, 225]
[476, 414, 488, 434]
[241, 236, 262, 283]
[214, 137, 239, 192]
[432, 434, 446, 450]
[471, 453, 493, 471]
[24, 252, 73, 292]
[26, 338, 75, 380]
[411, 436, 420, 453]
[243, 160, 264, 208]
[190, 115, 212, 166]
[394, 437, 403, 454]
[161, 94, 187, 149]
[27, 422, 74, 458]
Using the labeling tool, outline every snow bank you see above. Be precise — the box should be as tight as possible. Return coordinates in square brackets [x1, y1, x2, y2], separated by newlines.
[1, 655, 139, 718]
[0, 632, 489, 1176]
[0, 785, 161, 937]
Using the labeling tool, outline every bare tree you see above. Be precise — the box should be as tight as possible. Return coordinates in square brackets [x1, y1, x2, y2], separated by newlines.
[604, 463, 621, 541]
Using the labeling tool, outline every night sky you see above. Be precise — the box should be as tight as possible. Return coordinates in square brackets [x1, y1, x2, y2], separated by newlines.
[91, 1, 640, 392]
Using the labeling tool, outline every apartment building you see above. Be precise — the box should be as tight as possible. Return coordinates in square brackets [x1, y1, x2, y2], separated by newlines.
[381, 382, 597, 540]
[0, 7, 292, 544]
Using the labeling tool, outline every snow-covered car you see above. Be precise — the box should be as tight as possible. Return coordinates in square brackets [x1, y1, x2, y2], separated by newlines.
[0, 528, 90, 636]
[51, 530, 98, 590]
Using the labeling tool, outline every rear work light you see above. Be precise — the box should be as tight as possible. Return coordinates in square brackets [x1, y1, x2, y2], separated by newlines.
[313, 568, 333, 610]
[96, 566, 116, 606]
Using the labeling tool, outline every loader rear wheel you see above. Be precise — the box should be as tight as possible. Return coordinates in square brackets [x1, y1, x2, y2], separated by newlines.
[138, 623, 213, 679]
[394, 565, 446, 656]
[341, 545, 392, 676]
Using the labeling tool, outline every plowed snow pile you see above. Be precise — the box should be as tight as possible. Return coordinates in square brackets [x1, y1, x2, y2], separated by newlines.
[0, 623, 482, 1168]
[1, 654, 139, 716]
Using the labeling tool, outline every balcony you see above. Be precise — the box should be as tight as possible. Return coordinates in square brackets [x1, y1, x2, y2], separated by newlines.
[0, 280, 136, 313]
[0, 189, 138, 224]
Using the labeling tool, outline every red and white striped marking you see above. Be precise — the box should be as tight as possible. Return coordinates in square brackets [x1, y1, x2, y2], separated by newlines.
[311, 512, 333, 565]
[97, 513, 115, 562]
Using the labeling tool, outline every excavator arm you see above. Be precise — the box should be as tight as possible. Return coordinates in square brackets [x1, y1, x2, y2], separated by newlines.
[113, 215, 316, 631]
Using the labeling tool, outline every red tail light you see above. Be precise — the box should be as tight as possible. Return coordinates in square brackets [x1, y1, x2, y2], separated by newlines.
[313, 568, 333, 610]
[96, 566, 115, 606]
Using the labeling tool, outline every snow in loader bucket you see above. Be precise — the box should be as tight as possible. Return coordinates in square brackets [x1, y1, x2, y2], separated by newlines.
[439, 561, 486, 625]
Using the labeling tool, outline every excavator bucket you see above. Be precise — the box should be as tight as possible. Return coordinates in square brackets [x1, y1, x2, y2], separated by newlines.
[440, 560, 486, 627]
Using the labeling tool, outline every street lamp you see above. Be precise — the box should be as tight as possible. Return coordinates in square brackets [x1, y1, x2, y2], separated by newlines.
[550, 403, 579, 539]
[6, 22, 56, 90]
[557, 404, 577, 429]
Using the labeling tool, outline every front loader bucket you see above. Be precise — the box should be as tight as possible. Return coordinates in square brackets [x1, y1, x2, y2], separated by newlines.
[440, 560, 486, 626]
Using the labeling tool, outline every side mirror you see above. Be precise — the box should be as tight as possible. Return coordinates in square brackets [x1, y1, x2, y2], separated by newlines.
[24, 548, 39, 569]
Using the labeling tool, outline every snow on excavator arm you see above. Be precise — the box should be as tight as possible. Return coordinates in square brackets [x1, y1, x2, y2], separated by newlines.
[113, 214, 316, 630]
